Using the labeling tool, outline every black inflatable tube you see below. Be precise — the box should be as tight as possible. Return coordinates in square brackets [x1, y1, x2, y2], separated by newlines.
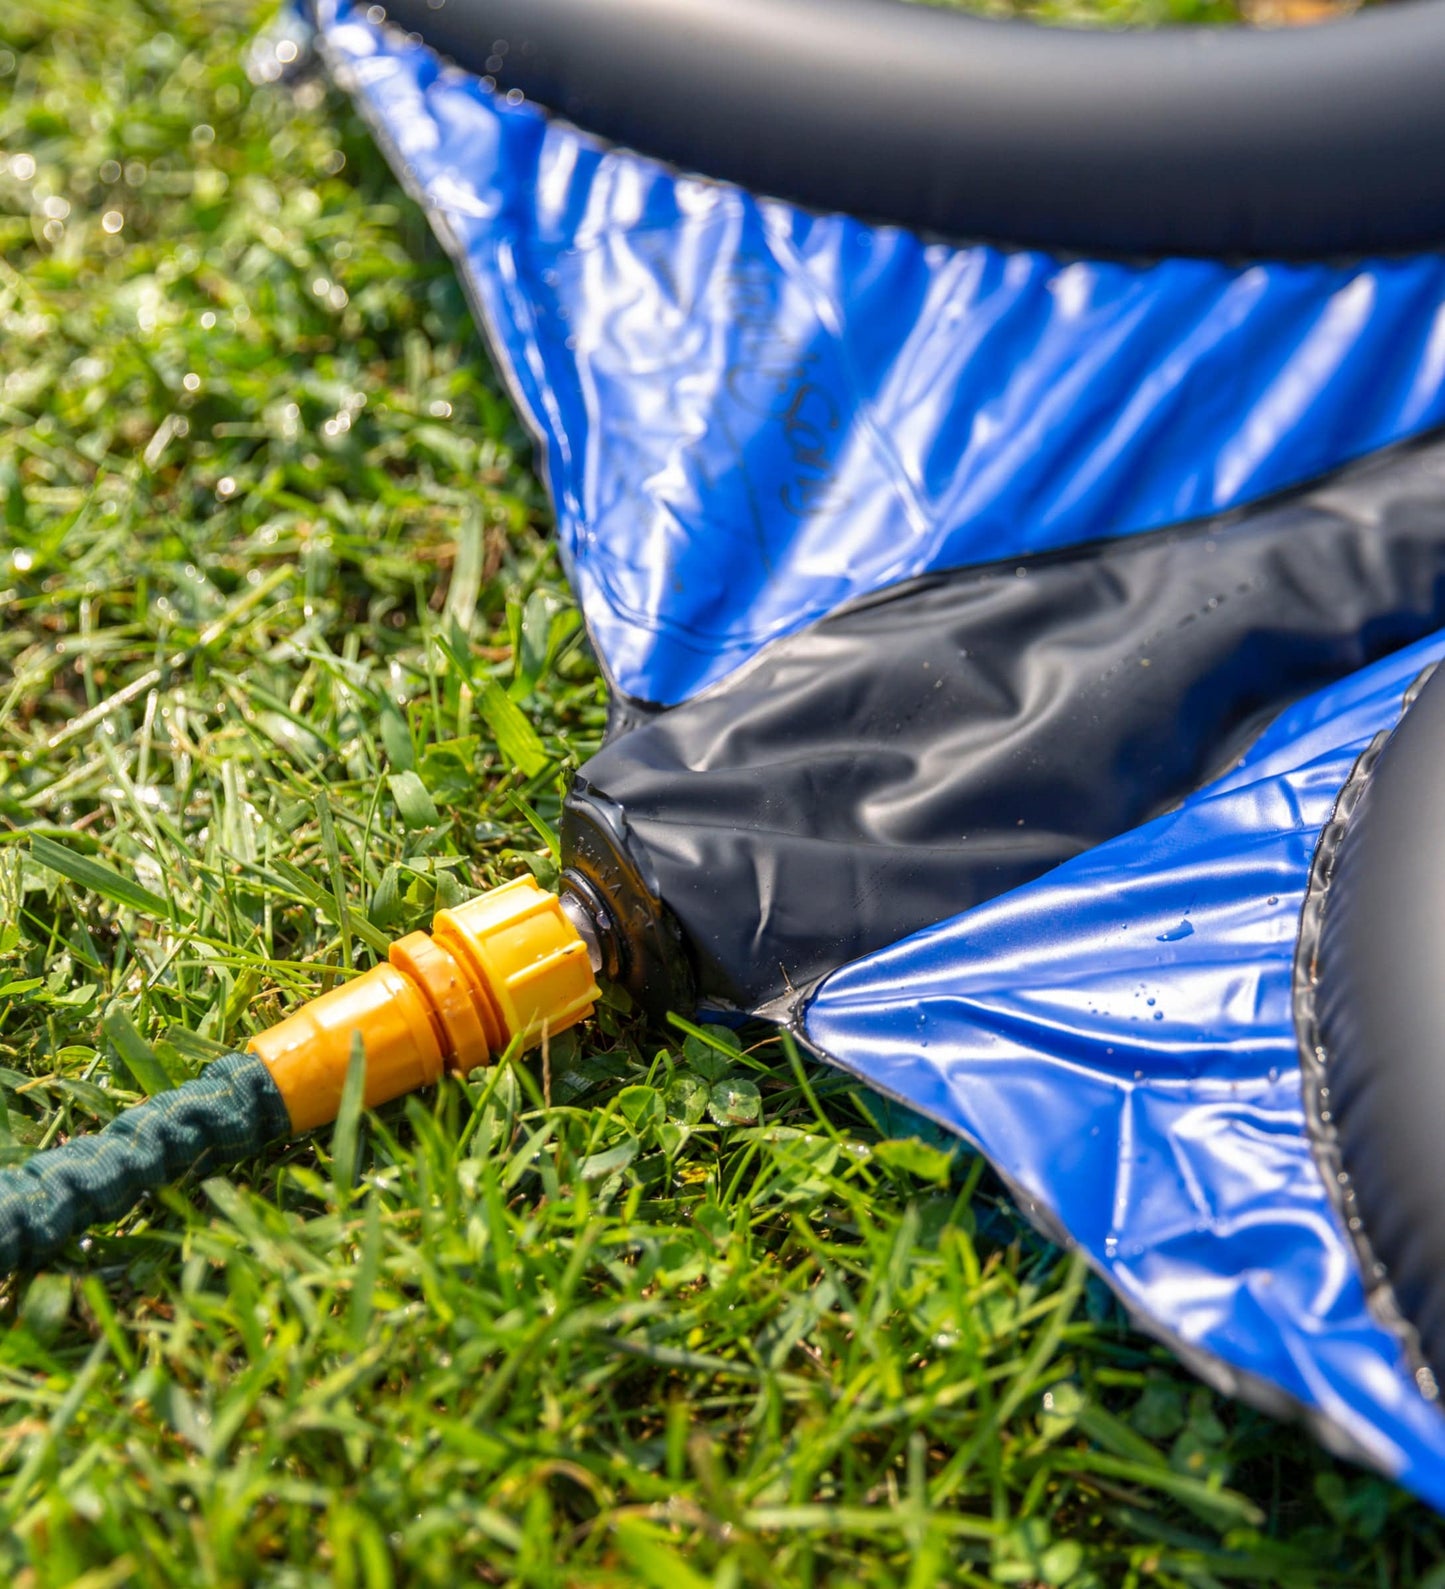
[380, 0, 1445, 259]
[567, 432, 1445, 1017]
[1316, 663, 1445, 1385]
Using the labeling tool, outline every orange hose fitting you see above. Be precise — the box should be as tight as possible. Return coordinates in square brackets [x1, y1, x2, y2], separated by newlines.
[248, 877, 599, 1133]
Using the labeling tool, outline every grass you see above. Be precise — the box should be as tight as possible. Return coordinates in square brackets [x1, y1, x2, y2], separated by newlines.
[0, 0, 1439, 1584]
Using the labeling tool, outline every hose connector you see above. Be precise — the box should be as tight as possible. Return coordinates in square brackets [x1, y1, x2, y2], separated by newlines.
[249, 877, 599, 1132]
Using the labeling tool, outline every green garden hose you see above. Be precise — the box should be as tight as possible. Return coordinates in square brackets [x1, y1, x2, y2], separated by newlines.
[0, 1052, 290, 1272]
[0, 876, 599, 1272]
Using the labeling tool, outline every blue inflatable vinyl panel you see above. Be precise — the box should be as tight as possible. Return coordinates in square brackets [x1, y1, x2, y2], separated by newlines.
[805, 632, 1445, 1507]
[316, 0, 1445, 707]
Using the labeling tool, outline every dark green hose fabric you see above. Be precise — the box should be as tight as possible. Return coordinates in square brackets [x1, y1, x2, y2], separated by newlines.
[0, 1050, 290, 1272]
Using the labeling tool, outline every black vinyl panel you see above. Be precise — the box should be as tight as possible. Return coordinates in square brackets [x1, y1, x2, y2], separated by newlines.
[564, 435, 1445, 1014]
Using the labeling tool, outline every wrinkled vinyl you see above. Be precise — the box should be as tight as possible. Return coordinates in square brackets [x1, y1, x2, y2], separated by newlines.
[805, 632, 1445, 1506]
[571, 432, 1445, 1013]
[316, 0, 1445, 706]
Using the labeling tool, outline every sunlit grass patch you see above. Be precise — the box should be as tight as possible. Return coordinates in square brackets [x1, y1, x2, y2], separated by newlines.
[0, 3, 1440, 1584]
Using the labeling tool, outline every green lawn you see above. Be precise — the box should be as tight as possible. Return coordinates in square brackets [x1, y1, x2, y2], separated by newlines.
[0, 2, 1439, 1584]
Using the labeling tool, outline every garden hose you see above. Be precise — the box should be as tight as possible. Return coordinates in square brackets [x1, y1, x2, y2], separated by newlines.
[0, 877, 600, 1272]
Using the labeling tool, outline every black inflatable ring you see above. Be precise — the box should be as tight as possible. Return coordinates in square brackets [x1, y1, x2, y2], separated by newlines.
[1317, 663, 1445, 1385]
[380, 0, 1445, 259]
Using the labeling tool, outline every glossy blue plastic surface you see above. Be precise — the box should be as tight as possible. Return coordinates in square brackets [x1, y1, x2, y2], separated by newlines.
[806, 631, 1445, 1504]
[317, 0, 1445, 707]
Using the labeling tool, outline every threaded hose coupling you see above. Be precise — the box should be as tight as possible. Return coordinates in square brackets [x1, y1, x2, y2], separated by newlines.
[249, 877, 599, 1132]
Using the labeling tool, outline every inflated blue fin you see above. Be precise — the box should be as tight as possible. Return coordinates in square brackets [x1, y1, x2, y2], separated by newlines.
[806, 635, 1445, 1505]
[317, 0, 1445, 708]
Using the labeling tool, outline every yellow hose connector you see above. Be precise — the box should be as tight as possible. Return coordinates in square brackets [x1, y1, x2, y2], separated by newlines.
[248, 877, 600, 1132]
